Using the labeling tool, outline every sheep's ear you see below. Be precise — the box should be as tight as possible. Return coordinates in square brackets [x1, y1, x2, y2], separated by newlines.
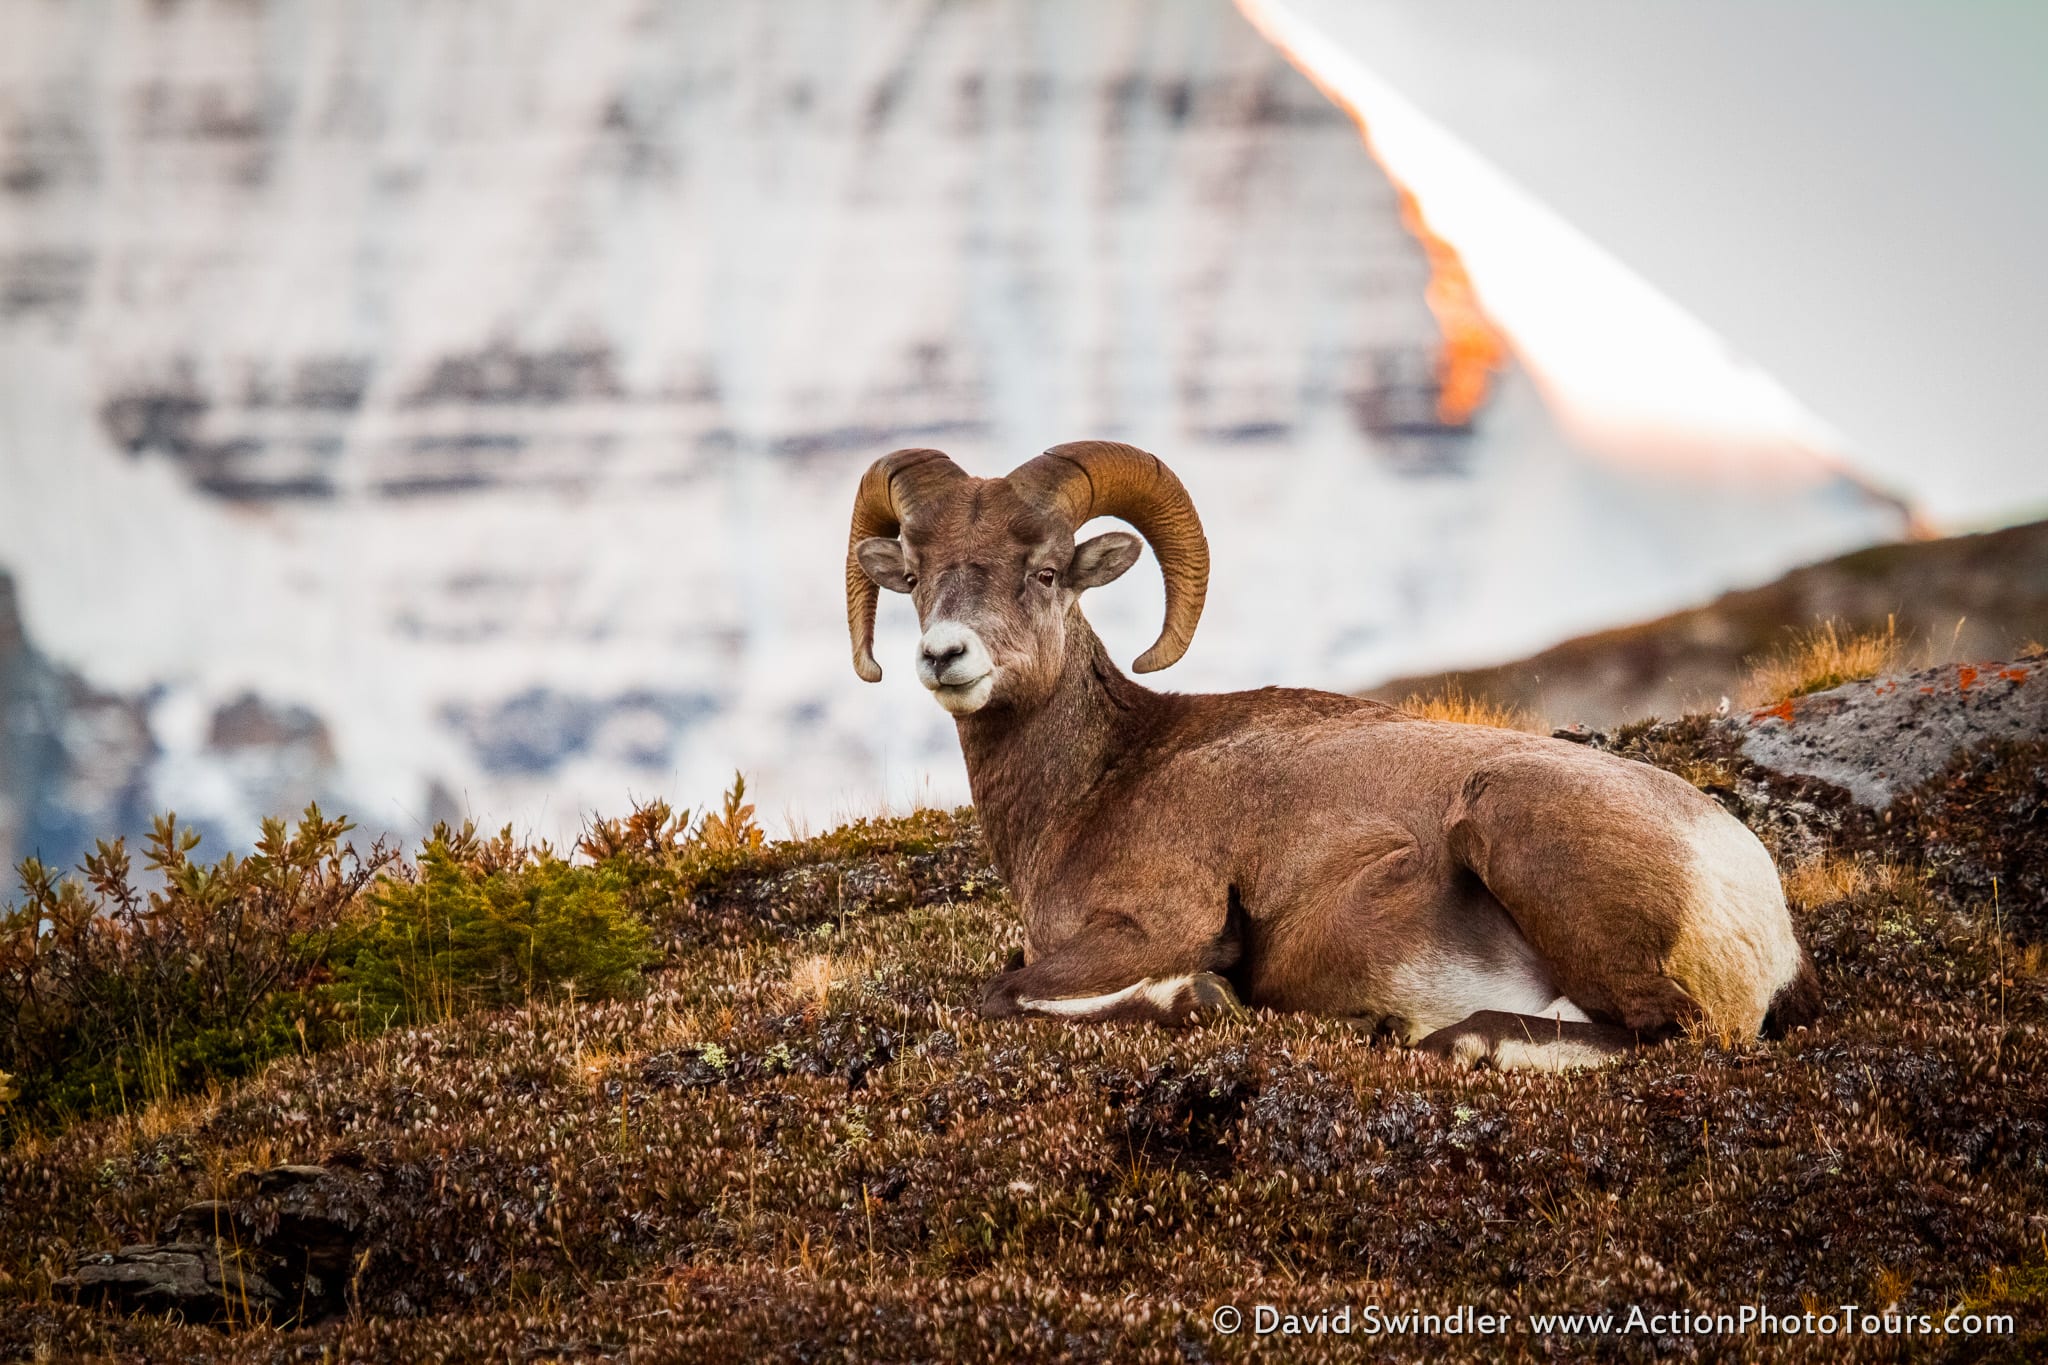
[855, 537, 915, 593]
[1067, 531, 1142, 590]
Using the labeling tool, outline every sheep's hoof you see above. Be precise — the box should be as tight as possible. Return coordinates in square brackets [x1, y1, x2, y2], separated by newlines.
[1413, 1022, 1495, 1068]
[1182, 971, 1247, 1021]
[977, 976, 1023, 1018]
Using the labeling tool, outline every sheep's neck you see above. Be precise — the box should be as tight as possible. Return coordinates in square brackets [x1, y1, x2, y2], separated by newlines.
[955, 613, 1155, 882]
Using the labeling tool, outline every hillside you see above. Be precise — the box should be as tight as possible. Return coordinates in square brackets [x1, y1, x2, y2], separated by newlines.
[2, 661, 2045, 1361]
[1366, 519, 2048, 728]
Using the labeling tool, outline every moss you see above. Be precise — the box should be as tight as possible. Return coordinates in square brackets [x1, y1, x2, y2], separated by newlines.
[1886, 740, 2048, 944]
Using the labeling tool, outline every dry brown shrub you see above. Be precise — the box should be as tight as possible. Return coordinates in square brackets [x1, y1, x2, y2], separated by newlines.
[697, 773, 767, 853]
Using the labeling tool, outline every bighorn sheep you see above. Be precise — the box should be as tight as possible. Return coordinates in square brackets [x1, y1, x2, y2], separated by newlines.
[846, 441, 1818, 1068]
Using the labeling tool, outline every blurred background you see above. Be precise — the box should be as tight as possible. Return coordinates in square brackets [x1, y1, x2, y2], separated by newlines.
[2, 0, 2043, 871]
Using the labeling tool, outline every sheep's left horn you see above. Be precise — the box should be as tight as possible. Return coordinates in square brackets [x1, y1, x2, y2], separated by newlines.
[845, 448, 964, 681]
[1007, 440, 1210, 672]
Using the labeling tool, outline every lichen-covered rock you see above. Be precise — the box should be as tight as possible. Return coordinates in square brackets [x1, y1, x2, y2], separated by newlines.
[1738, 654, 2047, 807]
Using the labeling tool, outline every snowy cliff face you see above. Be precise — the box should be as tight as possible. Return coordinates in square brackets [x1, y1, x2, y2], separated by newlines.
[0, 0, 1907, 866]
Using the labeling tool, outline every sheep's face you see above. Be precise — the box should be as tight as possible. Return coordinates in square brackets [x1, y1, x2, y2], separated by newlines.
[855, 477, 1140, 716]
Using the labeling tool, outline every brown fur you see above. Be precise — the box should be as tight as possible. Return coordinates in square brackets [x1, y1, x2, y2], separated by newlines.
[850, 456, 1813, 1064]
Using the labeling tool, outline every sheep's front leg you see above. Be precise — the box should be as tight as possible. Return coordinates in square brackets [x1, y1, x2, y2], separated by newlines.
[978, 918, 1243, 1026]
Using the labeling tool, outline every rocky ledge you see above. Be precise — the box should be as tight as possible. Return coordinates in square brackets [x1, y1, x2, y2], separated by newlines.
[56, 1165, 378, 1326]
[1739, 655, 2046, 808]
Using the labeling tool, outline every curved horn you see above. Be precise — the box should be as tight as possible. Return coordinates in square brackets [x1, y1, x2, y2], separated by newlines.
[1007, 440, 1209, 673]
[845, 448, 965, 681]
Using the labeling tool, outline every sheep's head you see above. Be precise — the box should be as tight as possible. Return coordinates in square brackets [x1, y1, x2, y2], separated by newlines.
[846, 441, 1209, 716]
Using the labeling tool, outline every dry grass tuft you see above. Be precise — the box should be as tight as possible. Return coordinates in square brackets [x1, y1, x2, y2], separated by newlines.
[1781, 852, 1897, 911]
[1870, 1264, 1915, 1309]
[1672, 757, 1739, 792]
[785, 953, 864, 1017]
[1398, 681, 1536, 731]
[1740, 616, 1906, 708]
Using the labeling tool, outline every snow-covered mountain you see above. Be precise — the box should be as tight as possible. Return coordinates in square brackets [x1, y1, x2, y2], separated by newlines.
[0, 0, 1908, 869]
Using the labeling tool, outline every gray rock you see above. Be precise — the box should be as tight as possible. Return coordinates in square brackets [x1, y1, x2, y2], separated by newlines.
[242, 1163, 337, 1195]
[1739, 654, 2048, 807]
[62, 1163, 377, 1325]
[59, 1242, 281, 1323]
[160, 1200, 245, 1244]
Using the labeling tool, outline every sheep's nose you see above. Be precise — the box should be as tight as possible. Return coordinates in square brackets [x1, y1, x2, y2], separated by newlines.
[922, 639, 967, 670]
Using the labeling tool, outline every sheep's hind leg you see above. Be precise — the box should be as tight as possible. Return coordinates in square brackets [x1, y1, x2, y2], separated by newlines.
[1414, 1010, 1653, 1072]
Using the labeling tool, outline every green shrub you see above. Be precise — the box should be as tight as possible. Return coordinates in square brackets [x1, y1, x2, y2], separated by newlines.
[333, 825, 653, 1029]
[0, 778, 765, 1139]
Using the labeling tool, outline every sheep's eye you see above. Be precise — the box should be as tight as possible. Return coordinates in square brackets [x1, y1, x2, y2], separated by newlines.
[1034, 567, 1058, 587]
[903, 573, 919, 589]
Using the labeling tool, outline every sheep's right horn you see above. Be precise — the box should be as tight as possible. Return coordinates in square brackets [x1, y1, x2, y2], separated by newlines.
[845, 448, 964, 681]
[1007, 440, 1210, 673]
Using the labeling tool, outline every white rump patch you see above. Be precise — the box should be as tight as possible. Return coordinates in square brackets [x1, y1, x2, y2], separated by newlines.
[1679, 807, 1804, 1030]
[1018, 976, 1192, 1018]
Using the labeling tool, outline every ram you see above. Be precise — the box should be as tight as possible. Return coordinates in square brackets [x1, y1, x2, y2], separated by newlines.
[846, 441, 1818, 1068]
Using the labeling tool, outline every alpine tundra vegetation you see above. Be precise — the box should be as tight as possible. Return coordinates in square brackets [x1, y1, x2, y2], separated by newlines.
[0, 710, 2044, 1358]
